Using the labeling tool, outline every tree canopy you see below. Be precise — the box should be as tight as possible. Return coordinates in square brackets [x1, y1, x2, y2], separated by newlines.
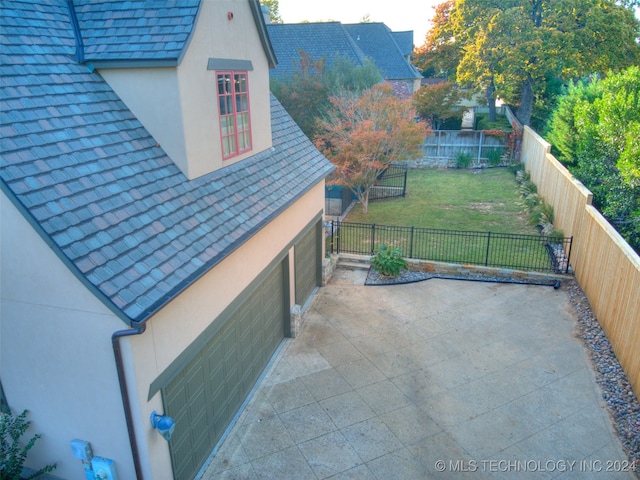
[314, 84, 426, 213]
[413, 1, 459, 79]
[545, 66, 640, 252]
[259, 0, 282, 23]
[412, 81, 469, 129]
[270, 52, 382, 139]
[415, 0, 640, 127]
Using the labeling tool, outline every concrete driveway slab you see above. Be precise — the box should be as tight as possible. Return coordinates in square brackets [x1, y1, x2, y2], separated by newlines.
[202, 270, 635, 480]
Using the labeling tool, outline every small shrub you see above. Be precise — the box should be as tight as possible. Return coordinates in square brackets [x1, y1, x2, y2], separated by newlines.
[455, 151, 473, 169]
[522, 193, 541, 209]
[486, 148, 502, 166]
[515, 169, 530, 182]
[548, 229, 565, 242]
[539, 202, 554, 225]
[509, 164, 521, 175]
[0, 410, 56, 480]
[371, 243, 408, 277]
[527, 207, 543, 227]
[518, 180, 537, 197]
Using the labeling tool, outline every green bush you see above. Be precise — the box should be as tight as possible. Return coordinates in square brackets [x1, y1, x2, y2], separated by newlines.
[539, 202, 554, 225]
[486, 148, 502, 166]
[548, 229, 566, 242]
[522, 193, 541, 209]
[371, 243, 408, 277]
[455, 151, 473, 169]
[0, 410, 56, 480]
[527, 207, 543, 227]
[518, 180, 537, 197]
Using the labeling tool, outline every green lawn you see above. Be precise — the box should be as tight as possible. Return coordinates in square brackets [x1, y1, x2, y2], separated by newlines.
[345, 168, 538, 235]
[337, 168, 558, 271]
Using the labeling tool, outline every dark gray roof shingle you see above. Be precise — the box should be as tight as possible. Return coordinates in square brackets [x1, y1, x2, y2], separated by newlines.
[391, 31, 414, 57]
[74, 0, 201, 66]
[266, 22, 367, 82]
[343, 23, 421, 81]
[1, 0, 334, 323]
[266, 21, 420, 83]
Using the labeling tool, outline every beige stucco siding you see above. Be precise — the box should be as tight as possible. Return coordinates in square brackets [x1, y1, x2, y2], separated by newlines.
[99, 0, 272, 180]
[130, 181, 326, 478]
[0, 193, 136, 480]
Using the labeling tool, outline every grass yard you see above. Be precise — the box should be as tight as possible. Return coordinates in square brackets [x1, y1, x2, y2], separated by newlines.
[345, 167, 539, 236]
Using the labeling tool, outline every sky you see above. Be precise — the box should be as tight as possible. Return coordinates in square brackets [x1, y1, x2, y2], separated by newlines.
[276, 0, 443, 46]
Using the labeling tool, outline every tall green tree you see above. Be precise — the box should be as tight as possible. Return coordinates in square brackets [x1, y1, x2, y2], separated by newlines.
[260, 0, 282, 23]
[270, 52, 382, 139]
[314, 84, 426, 213]
[270, 52, 329, 139]
[418, 0, 640, 126]
[545, 66, 640, 252]
[413, 1, 460, 79]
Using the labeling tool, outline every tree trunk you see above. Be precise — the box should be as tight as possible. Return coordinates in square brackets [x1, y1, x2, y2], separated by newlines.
[361, 188, 370, 214]
[516, 77, 534, 126]
[486, 79, 496, 122]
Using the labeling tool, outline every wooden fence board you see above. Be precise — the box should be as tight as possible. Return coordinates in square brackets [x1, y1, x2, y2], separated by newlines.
[521, 127, 640, 399]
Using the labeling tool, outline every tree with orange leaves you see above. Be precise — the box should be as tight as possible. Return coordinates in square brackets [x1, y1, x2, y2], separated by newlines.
[314, 84, 426, 213]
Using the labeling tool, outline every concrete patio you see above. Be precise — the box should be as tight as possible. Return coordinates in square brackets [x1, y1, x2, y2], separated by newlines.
[201, 268, 635, 479]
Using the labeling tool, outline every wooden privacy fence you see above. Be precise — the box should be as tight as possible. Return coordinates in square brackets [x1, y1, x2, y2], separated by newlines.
[521, 127, 640, 399]
[423, 130, 507, 164]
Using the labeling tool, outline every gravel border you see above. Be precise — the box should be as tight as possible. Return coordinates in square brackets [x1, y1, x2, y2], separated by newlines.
[365, 267, 559, 287]
[366, 269, 640, 474]
[566, 280, 640, 475]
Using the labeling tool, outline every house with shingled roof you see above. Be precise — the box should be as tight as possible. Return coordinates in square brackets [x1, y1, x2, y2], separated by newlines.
[266, 21, 422, 98]
[0, 1, 333, 479]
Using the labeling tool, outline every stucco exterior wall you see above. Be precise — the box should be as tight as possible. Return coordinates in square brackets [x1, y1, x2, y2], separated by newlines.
[0, 193, 136, 480]
[129, 181, 326, 478]
[99, 0, 272, 180]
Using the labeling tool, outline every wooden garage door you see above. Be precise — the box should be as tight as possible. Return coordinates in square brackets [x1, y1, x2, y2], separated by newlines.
[163, 264, 285, 480]
[295, 223, 319, 307]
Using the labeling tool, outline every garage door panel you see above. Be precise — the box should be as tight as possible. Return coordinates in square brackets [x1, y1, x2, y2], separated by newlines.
[295, 225, 319, 307]
[163, 261, 286, 480]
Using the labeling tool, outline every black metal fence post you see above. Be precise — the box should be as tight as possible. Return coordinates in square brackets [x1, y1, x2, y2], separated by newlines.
[331, 220, 335, 254]
[402, 168, 407, 197]
[409, 226, 414, 258]
[565, 236, 573, 274]
[485, 231, 491, 266]
[371, 224, 376, 254]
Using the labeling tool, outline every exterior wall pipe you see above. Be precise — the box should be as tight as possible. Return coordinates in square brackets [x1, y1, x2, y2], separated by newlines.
[112, 322, 147, 480]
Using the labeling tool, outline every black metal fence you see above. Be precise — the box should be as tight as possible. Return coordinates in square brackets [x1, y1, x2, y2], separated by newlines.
[369, 165, 408, 201]
[328, 221, 573, 274]
[325, 165, 408, 216]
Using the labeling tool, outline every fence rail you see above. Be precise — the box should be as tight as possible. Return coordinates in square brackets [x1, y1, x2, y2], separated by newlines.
[328, 221, 573, 274]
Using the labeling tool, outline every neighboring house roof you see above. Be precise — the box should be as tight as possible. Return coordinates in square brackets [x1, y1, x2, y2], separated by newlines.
[266, 21, 420, 83]
[266, 22, 366, 81]
[0, 0, 333, 324]
[342, 23, 421, 81]
[390, 31, 414, 58]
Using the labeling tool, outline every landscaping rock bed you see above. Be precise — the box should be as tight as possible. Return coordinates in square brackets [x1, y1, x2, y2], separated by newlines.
[365, 267, 559, 287]
[566, 280, 640, 474]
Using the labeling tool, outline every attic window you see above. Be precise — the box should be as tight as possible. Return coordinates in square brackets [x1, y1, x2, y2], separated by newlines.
[217, 71, 252, 159]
